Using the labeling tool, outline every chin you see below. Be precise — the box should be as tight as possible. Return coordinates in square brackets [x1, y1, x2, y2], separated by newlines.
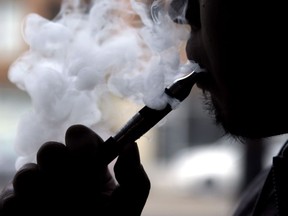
[214, 109, 286, 140]
[196, 73, 287, 139]
[201, 93, 263, 140]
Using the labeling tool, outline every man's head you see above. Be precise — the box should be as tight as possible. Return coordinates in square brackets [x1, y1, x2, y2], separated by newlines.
[184, 0, 288, 138]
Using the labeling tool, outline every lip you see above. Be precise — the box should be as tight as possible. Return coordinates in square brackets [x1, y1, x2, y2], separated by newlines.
[185, 58, 211, 91]
[195, 70, 213, 92]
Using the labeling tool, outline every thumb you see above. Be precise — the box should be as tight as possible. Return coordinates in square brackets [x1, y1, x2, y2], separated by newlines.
[111, 143, 150, 215]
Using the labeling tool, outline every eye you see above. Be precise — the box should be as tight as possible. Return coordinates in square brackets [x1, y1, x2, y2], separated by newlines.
[185, 0, 201, 30]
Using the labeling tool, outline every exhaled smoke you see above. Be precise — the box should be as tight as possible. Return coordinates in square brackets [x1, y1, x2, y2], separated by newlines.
[8, 0, 199, 169]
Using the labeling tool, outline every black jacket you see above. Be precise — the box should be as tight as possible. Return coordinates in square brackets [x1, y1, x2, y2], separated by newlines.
[233, 140, 288, 216]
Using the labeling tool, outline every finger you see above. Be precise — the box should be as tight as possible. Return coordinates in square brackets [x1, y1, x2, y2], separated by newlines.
[0, 183, 17, 213]
[65, 124, 116, 190]
[37, 141, 69, 174]
[65, 124, 104, 160]
[112, 143, 150, 215]
[36, 141, 72, 196]
[0, 192, 20, 215]
[12, 163, 42, 198]
[37, 142, 82, 211]
[12, 163, 69, 214]
[115, 143, 150, 189]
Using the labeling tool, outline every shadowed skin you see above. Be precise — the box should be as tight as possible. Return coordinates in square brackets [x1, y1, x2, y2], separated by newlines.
[185, 0, 288, 139]
[0, 125, 150, 215]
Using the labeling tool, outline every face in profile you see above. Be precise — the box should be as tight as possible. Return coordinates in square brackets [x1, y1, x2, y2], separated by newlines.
[183, 0, 287, 138]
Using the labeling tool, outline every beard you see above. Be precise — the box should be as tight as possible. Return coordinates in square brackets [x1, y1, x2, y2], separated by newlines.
[200, 90, 246, 143]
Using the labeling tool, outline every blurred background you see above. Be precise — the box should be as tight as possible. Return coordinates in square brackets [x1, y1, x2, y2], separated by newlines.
[0, 0, 287, 215]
